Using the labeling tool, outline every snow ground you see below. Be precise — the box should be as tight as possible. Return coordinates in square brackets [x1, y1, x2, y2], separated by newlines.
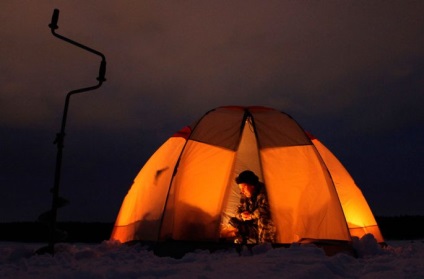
[0, 236, 423, 279]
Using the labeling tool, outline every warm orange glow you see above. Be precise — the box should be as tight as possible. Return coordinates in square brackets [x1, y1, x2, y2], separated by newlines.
[262, 145, 351, 243]
[111, 107, 384, 245]
[311, 138, 384, 243]
[111, 136, 186, 242]
[162, 140, 235, 241]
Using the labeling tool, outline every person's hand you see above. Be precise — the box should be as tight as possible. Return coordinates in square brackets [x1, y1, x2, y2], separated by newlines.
[241, 211, 252, 221]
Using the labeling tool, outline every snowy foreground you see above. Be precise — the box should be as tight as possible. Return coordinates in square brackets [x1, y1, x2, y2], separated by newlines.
[1, 236, 423, 279]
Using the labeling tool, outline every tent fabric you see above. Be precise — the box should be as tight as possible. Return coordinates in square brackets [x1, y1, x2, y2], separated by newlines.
[111, 106, 384, 245]
[307, 133, 384, 243]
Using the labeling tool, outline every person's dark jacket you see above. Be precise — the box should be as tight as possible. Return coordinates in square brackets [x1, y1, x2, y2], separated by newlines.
[234, 183, 276, 243]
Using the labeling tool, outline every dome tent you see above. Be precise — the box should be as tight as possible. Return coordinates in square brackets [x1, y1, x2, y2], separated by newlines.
[111, 106, 383, 250]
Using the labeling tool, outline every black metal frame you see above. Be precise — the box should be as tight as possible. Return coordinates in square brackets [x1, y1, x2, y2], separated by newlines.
[44, 8, 107, 254]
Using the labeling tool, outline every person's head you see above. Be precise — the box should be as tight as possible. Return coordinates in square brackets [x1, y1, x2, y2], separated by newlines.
[235, 170, 259, 198]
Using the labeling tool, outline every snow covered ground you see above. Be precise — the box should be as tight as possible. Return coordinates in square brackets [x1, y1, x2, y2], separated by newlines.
[1, 236, 423, 279]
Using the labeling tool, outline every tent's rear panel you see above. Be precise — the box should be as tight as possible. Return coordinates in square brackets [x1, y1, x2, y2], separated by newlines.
[221, 118, 263, 228]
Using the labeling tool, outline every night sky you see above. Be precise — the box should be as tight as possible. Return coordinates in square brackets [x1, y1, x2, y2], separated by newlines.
[1, 1, 423, 223]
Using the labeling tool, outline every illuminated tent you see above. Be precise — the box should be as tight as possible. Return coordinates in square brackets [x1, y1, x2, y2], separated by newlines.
[111, 106, 384, 246]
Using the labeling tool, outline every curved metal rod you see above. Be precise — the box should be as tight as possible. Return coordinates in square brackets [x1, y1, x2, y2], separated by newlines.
[44, 8, 107, 255]
[49, 9, 106, 82]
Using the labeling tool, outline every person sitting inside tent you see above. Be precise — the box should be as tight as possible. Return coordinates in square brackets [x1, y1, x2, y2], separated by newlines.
[229, 170, 276, 244]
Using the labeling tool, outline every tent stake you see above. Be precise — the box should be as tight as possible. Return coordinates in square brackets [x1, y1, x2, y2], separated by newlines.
[42, 8, 107, 255]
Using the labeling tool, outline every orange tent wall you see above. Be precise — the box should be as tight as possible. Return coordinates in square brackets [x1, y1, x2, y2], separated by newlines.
[262, 146, 351, 243]
[160, 140, 235, 241]
[250, 107, 352, 243]
[111, 135, 186, 243]
[311, 137, 384, 243]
